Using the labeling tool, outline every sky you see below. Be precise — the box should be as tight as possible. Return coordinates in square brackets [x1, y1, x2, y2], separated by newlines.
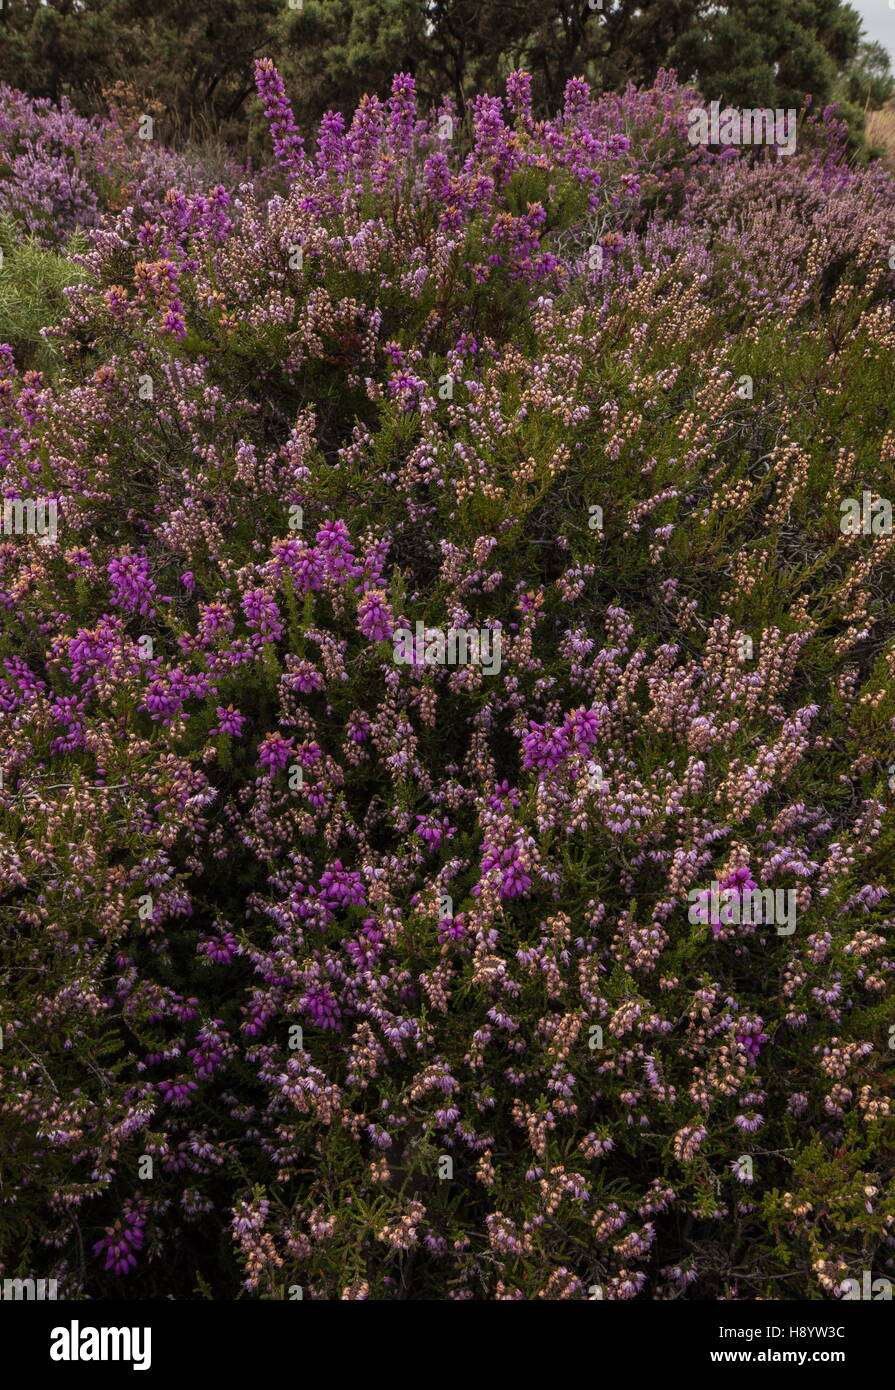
[852, 0, 895, 64]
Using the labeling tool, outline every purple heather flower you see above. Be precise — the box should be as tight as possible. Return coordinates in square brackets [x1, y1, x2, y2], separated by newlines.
[284, 659, 324, 694]
[158, 1076, 198, 1107]
[318, 861, 366, 909]
[506, 71, 534, 127]
[564, 705, 602, 747]
[188, 1022, 232, 1079]
[358, 588, 394, 642]
[522, 720, 571, 771]
[107, 553, 157, 617]
[735, 1028, 770, 1063]
[415, 814, 456, 849]
[301, 986, 341, 1030]
[198, 930, 239, 964]
[691, 866, 760, 936]
[213, 705, 246, 737]
[254, 59, 305, 178]
[437, 912, 468, 946]
[346, 713, 371, 743]
[315, 519, 358, 579]
[93, 1201, 148, 1276]
[242, 587, 283, 640]
[160, 304, 187, 339]
[258, 731, 294, 775]
[317, 108, 348, 175]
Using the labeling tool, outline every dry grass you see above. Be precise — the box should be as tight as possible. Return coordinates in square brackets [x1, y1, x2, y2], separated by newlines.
[867, 103, 895, 159]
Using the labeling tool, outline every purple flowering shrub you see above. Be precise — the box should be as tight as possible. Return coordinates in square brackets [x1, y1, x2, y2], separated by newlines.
[0, 84, 249, 249]
[0, 64, 893, 1300]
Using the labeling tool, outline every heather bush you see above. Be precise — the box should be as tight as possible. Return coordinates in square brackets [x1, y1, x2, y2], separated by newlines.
[0, 65, 893, 1301]
[0, 84, 249, 250]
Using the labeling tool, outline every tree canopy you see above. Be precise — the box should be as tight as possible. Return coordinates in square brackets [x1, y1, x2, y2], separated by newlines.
[0, 0, 887, 146]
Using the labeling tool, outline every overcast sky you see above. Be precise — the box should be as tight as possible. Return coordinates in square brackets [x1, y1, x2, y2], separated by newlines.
[852, 0, 895, 63]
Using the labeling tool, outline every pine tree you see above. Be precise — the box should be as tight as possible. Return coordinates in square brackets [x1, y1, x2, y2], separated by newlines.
[671, 0, 862, 109]
[0, 0, 871, 141]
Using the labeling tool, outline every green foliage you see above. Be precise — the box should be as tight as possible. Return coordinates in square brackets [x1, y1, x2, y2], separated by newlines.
[0, 218, 87, 373]
[836, 39, 895, 111]
[0, 0, 875, 144]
